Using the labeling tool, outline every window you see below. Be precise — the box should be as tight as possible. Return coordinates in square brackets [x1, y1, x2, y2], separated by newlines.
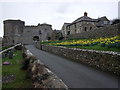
[104, 21, 108, 24]
[74, 24, 76, 33]
[84, 27, 87, 31]
[75, 29, 76, 33]
[13, 40, 14, 43]
[90, 27, 92, 30]
[68, 26, 70, 30]
[67, 31, 70, 35]
[74, 24, 76, 28]
[39, 30, 41, 34]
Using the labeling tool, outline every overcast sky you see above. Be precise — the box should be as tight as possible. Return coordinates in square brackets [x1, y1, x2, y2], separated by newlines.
[0, 0, 119, 37]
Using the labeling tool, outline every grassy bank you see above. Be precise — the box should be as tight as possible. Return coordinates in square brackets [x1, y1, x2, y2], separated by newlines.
[2, 50, 32, 88]
[41, 35, 120, 52]
[2, 46, 11, 51]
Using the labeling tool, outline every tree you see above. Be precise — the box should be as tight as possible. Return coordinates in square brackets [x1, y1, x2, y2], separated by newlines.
[112, 19, 120, 25]
[47, 37, 51, 40]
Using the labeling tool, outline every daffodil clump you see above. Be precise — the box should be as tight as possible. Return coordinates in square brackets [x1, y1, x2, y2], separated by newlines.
[42, 35, 120, 50]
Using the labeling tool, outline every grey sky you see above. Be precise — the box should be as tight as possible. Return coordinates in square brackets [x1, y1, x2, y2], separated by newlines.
[0, 0, 119, 37]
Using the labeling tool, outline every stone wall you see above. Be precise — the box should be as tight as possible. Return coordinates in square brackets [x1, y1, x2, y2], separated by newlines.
[67, 23, 120, 39]
[41, 45, 120, 76]
[23, 47, 68, 88]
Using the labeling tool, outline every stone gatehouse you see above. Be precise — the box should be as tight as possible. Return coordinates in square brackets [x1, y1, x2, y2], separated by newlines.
[3, 20, 53, 46]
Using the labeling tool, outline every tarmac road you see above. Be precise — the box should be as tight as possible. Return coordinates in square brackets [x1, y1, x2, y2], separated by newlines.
[25, 45, 119, 88]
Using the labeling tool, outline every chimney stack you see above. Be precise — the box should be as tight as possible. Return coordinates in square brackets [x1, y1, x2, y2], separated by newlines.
[84, 12, 87, 16]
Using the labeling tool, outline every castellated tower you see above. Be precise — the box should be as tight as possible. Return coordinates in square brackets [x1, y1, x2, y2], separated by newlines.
[3, 20, 25, 46]
[3, 19, 54, 46]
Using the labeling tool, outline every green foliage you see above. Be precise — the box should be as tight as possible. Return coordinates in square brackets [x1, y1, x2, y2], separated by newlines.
[47, 37, 51, 40]
[2, 46, 11, 50]
[100, 43, 106, 47]
[112, 19, 120, 25]
[115, 42, 120, 48]
[107, 43, 116, 48]
[83, 44, 90, 46]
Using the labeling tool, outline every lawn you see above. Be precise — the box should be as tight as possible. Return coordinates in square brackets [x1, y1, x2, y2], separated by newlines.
[2, 46, 11, 51]
[41, 35, 120, 52]
[2, 50, 32, 88]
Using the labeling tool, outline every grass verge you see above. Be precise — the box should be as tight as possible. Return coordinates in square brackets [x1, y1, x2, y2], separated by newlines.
[2, 50, 32, 88]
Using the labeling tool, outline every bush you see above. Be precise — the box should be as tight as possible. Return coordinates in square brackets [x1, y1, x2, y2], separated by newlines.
[90, 43, 95, 46]
[59, 37, 64, 40]
[112, 19, 120, 25]
[107, 43, 116, 48]
[92, 42, 100, 45]
[115, 42, 120, 48]
[15, 45, 22, 50]
[77, 44, 82, 46]
[100, 43, 106, 47]
[83, 44, 90, 46]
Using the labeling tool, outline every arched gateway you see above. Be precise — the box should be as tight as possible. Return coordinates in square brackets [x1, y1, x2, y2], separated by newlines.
[33, 36, 39, 41]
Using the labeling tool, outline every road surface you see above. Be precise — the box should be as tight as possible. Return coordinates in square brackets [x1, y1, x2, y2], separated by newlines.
[25, 45, 119, 88]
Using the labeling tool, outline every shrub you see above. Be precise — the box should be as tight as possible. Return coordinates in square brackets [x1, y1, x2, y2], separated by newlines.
[59, 37, 64, 40]
[92, 42, 100, 45]
[83, 44, 90, 46]
[112, 19, 120, 25]
[100, 43, 106, 47]
[77, 44, 82, 46]
[107, 43, 116, 48]
[115, 42, 120, 48]
[90, 43, 95, 46]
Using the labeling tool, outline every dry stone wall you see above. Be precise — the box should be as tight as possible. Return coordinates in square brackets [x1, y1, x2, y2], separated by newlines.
[41, 45, 120, 76]
[23, 48, 68, 89]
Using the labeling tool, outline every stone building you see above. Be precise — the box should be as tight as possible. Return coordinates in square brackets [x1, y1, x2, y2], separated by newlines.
[51, 29, 63, 40]
[61, 23, 70, 38]
[3, 20, 53, 46]
[61, 12, 110, 38]
[22, 23, 53, 45]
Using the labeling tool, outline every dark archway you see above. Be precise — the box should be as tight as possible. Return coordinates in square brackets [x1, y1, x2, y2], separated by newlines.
[33, 36, 39, 41]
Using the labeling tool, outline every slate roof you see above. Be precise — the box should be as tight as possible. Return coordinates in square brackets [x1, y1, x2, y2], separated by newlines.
[72, 16, 98, 23]
[98, 16, 109, 21]
[63, 12, 109, 27]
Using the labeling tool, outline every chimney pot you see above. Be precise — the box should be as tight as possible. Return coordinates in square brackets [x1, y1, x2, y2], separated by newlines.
[84, 12, 87, 16]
